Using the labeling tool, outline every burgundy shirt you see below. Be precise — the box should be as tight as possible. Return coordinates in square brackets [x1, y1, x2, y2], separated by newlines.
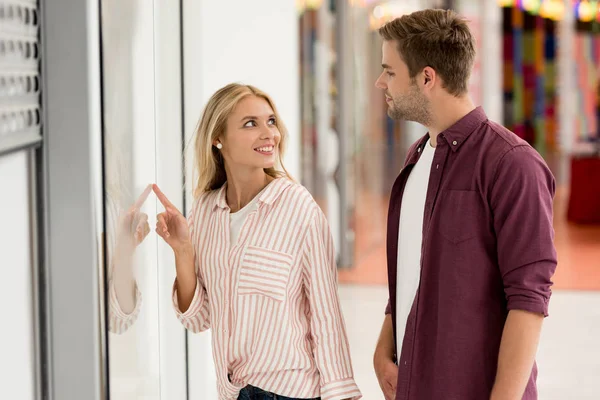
[385, 107, 557, 400]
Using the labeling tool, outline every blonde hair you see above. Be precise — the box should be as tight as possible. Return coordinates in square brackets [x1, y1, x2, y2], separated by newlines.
[190, 83, 292, 199]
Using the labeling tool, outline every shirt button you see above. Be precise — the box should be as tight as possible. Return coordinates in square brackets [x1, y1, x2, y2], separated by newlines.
[452, 140, 458, 146]
[417, 147, 421, 153]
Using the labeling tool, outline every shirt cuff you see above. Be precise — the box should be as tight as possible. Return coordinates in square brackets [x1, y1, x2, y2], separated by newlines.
[320, 377, 362, 400]
[109, 280, 142, 320]
[507, 297, 549, 317]
[172, 278, 202, 319]
[108, 281, 142, 334]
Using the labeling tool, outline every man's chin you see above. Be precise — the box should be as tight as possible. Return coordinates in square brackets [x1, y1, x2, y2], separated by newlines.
[387, 108, 406, 121]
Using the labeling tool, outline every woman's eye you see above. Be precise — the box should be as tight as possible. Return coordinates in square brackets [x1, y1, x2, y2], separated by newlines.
[268, 118, 276, 125]
[244, 120, 256, 127]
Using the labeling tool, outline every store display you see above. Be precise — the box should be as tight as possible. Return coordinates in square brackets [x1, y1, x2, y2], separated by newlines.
[502, 3, 558, 153]
[573, 15, 599, 141]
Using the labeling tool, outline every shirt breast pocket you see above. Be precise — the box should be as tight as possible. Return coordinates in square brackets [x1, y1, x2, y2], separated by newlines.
[238, 246, 293, 302]
[437, 190, 482, 244]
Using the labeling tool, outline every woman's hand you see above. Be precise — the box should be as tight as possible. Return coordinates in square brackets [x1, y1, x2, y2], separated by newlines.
[115, 184, 152, 256]
[153, 184, 192, 253]
[153, 184, 197, 311]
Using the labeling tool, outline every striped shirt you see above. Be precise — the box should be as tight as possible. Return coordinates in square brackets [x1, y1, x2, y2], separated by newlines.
[172, 178, 361, 400]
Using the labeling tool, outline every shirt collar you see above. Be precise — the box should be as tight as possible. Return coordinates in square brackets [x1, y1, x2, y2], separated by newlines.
[213, 177, 293, 210]
[439, 106, 488, 152]
[411, 106, 488, 158]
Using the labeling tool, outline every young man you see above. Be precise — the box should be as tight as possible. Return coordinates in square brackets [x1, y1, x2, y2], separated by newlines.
[372, 9, 557, 400]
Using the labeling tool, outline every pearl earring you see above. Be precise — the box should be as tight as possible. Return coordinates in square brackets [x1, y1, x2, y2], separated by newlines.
[216, 143, 223, 149]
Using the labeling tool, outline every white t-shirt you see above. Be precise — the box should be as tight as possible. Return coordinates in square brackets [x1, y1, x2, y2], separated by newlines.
[396, 138, 436, 362]
[229, 191, 262, 246]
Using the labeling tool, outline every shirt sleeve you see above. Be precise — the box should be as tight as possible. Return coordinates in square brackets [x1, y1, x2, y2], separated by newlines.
[171, 206, 211, 333]
[108, 281, 142, 335]
[172, 277, 210, 333]
[490, 145, 557, 317]
[303, 208, 362, 400]
[385, 298, 392, 315]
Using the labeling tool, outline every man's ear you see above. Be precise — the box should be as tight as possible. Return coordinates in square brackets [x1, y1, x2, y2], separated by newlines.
[423, 67, 436, 87]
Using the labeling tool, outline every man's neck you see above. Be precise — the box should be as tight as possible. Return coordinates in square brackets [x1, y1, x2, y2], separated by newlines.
[427, 96, 476, 147]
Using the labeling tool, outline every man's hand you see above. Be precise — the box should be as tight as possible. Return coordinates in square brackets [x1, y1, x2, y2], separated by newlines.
[374, 313, 398, 400]
[374, 355, 398, 400]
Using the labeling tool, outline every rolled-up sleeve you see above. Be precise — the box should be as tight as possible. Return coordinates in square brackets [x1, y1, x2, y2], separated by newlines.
[303, 209, 362, 400]
[172, 277, 211, 333]
[385, 298, 392, 315]
[490, 145, 557, 317]
[108, 282, 142, 334]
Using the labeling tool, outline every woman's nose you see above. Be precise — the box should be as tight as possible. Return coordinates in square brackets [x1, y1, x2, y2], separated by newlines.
[260, 125, 275, 139]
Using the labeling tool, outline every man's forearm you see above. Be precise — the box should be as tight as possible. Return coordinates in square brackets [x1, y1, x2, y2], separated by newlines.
[491, 309, 544, 400]
[374, 314, 395, 363]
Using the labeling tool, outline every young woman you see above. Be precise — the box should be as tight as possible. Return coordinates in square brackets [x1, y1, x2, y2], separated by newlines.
[153, 83, 361, 400]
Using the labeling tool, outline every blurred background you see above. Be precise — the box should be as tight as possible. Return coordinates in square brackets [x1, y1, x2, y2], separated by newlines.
[0, 0, 599, 399]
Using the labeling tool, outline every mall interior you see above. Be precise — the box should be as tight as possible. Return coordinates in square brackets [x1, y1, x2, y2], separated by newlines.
[1, 0, 599, 399]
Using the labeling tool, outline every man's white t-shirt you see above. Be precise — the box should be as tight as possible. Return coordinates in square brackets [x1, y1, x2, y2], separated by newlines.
[396, 138, 436, 362]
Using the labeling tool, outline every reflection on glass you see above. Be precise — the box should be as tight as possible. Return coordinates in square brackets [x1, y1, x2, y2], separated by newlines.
[106, 184, 151, 334]
[100, 0, 161, 398]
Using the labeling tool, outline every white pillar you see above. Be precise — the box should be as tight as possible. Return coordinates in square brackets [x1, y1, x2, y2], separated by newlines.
[558, 0, 575, 153]
[480, 0, 503, 123]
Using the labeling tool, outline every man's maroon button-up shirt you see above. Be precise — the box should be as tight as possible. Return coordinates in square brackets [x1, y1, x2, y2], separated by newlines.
[385, 107, 557, 400]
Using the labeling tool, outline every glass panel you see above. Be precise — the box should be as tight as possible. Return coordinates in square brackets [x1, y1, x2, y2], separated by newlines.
[100, 0, 161, 398]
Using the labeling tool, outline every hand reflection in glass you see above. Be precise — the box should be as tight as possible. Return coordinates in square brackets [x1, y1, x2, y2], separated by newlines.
[106, 184, 152, 334]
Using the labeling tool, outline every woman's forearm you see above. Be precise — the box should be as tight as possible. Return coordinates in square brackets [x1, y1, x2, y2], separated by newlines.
[112, 247, 137, 313]
[174, 244, 197, 313]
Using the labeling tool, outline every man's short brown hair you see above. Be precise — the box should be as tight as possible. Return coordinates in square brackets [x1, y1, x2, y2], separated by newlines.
[379, 9, 475, 96]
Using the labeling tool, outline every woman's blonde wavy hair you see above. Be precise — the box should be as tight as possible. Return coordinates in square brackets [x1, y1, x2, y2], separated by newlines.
[190, 83, 292, 199]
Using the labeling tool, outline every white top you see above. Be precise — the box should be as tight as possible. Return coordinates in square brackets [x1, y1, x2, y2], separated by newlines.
[396, 138, 436, 362]
[229, 191, 262, 246]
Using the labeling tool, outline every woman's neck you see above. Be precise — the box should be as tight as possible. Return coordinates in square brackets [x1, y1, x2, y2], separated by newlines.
[225, 169, 273, 213]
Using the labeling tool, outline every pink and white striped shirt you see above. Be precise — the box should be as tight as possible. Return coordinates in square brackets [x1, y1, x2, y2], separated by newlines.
[172, 178, 361, 400]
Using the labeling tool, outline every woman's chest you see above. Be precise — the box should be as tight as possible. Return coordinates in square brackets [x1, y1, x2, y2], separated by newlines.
[196, 210, 307, 302]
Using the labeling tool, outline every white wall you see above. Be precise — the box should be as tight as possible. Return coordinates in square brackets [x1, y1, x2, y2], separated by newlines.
[182, 1, 300, 398]
[0, 151, 35, 400]
[182, 0, 301, 182]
